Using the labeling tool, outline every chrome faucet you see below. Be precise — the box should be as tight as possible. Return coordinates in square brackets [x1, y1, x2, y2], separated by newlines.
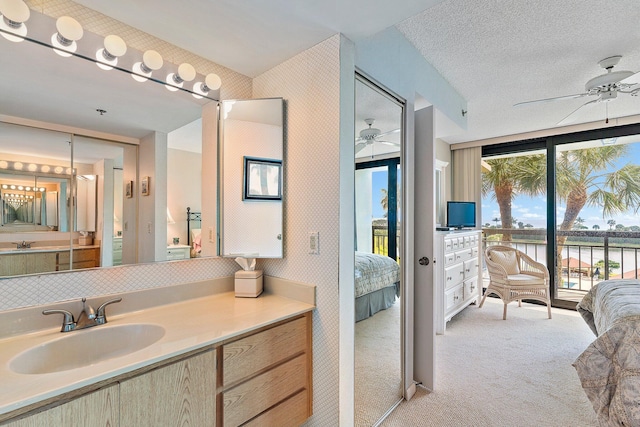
[14, 241, 34, 249]
[43, 297, 123, 332]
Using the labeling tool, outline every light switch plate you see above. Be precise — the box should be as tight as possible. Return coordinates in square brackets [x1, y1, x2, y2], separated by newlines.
[309, 231, 319, 254]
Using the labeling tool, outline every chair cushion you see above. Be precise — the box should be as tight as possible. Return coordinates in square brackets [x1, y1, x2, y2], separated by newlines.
[490, 250, 520, 275]
[506, 273, 545, 284]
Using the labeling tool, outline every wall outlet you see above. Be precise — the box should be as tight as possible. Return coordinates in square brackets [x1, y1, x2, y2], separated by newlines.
[309, 231, 319, 254]
[208, 227, 214, 243]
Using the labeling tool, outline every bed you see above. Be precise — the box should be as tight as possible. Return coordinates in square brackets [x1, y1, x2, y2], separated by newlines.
[573, 279, 640, 426]
[186, 207, 202, 257]
[355, 252, 400, 322]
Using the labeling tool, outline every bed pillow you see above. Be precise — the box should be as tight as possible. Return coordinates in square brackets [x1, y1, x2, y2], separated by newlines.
[191, 229, 202, 253]
[490, 250, 520, 275]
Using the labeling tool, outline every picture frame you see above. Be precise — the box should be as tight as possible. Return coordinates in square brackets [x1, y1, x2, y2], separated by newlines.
[125, 180, 133, 198]
[243, 157, 282, 201]
[141, 176, 150, 196]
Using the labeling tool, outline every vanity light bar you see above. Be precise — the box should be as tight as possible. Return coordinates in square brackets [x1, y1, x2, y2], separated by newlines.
[1, 184, 45, 192]
[0, 160, 74, 176]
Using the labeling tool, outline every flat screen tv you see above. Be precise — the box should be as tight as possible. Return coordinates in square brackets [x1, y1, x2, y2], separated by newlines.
[446, 201, 476, 229]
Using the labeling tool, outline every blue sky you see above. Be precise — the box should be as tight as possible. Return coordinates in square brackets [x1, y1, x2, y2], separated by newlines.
[482, 141, 640, 229]
[372, 170, 388, 219]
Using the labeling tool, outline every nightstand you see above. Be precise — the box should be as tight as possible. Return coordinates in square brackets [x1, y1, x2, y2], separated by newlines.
[166, 244, 191, 260]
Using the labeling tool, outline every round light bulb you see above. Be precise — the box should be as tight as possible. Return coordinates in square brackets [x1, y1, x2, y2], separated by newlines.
[54, 166, 63, 174]
[40, 165, 50, 173]
[96, 35, 126, 70]
[13, 161, 22, 170]
[0, 160, 7, 169]
[27, 163, 37, 171]
[165, 63, 195, 91]
[0, 0, 30, 42]
[192, 73, 221, 99]
[132, 50, 163, 82]
[51, 16, 83, 57]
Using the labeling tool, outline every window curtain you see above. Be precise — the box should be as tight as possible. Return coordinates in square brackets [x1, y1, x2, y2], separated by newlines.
[452, 146, 482, 228]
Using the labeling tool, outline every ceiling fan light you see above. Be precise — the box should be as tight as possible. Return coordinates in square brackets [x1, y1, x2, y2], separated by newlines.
[51, 16, 83, 57]
[0, 0, 29, 42]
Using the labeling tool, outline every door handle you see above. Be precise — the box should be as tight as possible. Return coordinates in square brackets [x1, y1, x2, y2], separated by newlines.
[419, 257, 430, 266]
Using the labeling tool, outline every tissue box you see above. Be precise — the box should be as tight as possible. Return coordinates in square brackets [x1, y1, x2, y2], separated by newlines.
[78, 236, 93, 246]
[234, 270, 263, 298]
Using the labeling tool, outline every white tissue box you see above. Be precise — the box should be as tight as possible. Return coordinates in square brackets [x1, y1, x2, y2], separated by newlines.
[78, 236, 93, 246]
[234, 270, 263, 298]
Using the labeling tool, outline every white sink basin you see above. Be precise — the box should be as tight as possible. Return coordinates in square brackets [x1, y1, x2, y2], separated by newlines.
[9, 324, 165, 375]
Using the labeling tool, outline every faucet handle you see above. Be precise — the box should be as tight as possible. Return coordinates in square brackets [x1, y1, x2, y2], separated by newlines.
[96, 297, 123, 325]
[43, 309, 76, 332]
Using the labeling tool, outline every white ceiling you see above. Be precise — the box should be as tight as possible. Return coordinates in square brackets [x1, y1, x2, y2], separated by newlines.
[2, 0, 640, 148]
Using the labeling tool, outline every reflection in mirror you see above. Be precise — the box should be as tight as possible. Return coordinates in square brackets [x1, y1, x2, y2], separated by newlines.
[0, 122, 136, 277]
[220, 98, 284, 258]
[354, 76, 404, 426]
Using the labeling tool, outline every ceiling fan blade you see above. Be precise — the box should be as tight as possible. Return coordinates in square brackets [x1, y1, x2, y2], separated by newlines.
[378, 128, 400, 138]
[355, 142, 368, 153]
[514, 93, 590, 107]
[378, 140, 400, 147]
[556, 98, 601, 126]
[621, 71, 640, 85]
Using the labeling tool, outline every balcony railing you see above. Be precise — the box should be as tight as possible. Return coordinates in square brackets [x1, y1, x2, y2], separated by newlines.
[372, 225, 400, 257]
[482, 228, 640, 294]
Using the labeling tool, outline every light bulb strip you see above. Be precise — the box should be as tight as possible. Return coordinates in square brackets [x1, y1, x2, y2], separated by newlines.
[0, 26, 220, 101]
[0, 159, 75, 176]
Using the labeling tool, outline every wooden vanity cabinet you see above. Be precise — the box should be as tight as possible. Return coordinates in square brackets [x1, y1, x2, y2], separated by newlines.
[221, 312, 312, 427]
[56, 248, 100, 271]
[3, 385, 118, 427]
[2, 311, 312, 427]
[120, 349, 216, 426]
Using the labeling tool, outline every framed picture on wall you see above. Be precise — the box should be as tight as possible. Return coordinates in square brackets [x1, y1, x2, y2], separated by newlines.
[125, 181, 133, 198]
[141, 176, 150, 196]
[243, 157, 282, 200]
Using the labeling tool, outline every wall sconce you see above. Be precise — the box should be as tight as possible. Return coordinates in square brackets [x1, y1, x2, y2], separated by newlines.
[192, 73, 222, 99]
[132, 49, 163, 82]
[166, 63, 196, 92]
[0, 0, 29, 42]
[51, 16, 83, 57]
[96, 34, 127, 70]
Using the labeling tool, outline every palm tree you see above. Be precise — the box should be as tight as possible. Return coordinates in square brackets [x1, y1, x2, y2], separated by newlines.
[482, 155, 546, 241]
[380, 189, 388, 218]
[607, 219, 616, 230]
[592, 224, 600, 230]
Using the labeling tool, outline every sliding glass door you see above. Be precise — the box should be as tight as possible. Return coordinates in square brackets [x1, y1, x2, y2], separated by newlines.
[481, 124, 640, 308]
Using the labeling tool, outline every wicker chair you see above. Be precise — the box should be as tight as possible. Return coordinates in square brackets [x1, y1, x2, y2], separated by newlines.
[480, 245, 552, 320]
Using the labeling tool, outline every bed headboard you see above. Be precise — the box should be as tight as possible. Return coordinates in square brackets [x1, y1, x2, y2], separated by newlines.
[186, 207, 201, 246]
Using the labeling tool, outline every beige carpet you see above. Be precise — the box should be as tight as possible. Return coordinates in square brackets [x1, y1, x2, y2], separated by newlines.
[381, 298, 598, 427]
[355, 300, 402, 426]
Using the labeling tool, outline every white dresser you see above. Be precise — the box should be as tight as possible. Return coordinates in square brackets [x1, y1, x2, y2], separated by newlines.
[113, 237, 123, 266]
[435, 230, 481, 334]
[166, 244, 191, 260]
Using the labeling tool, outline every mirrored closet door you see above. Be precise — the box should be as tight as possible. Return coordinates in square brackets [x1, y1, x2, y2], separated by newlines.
[354, 75, 405, 426]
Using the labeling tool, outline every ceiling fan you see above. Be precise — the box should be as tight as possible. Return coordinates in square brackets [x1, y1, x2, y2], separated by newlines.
[355, 118, 400, 154]
[514, 56, 640, 126]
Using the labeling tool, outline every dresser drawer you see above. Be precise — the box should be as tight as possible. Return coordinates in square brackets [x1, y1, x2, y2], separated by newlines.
[444, 238, 454, 252]
[445, 284, 464, 311]
[444, 251, 456, 266]
[464, 258, 479, 279]
[444, 263, 464, 289]
[464, 276, 479, 301]
[223, 354, 307, 426]
[242, 388, 309, 427]
[223, 316, 307, 387]
[454, 248, 473, 263]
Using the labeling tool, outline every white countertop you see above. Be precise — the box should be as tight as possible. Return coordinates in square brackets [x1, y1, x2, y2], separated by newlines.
[0, 291, 314, 418]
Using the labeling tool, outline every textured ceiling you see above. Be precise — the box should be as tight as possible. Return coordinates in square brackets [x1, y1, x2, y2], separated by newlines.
[397, 0, 640, 143]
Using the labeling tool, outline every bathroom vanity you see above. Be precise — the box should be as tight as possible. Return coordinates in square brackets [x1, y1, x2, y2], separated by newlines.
[0, 278, 315, 427]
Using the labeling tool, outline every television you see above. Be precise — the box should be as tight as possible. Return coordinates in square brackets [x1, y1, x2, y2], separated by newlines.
[446, 201, 476, 229]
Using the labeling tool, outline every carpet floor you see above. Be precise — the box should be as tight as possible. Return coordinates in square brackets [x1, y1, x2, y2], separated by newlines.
[378, 297, 599, 427]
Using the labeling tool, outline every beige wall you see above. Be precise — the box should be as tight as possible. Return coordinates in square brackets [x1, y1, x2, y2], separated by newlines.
[167, 148, 201, 246]
[253, 35, 342, 426]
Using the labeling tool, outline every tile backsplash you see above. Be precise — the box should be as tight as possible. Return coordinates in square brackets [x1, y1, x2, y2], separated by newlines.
[0, 257, 239, 311]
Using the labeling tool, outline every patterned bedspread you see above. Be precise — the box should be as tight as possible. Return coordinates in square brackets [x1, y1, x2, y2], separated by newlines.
[354, 252, 400, 299]
[573, 279, 640, 426]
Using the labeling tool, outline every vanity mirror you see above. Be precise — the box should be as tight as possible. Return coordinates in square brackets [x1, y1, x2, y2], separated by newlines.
[0, 7, 217, 277]
[219, 98, 284, 258]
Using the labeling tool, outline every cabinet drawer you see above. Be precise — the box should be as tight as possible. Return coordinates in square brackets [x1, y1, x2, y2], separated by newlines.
[463, 258, 479, 279]
[444, 239, 453, 252]
[57, 248, 98, 263]
[472, 246, 480, 258]
[445, 284, 464, 311]
[454, 248, 472, 263]
[464, 277, 479, 301]
[243, 389, 309, 427]
[223, 354, 307, 427]
[451, 238, 460, 250]
[443, 252, 456, 266]
[223, 316, 307, 387]
[444, 263, 464, 289]
[462, 236, 471, 248]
